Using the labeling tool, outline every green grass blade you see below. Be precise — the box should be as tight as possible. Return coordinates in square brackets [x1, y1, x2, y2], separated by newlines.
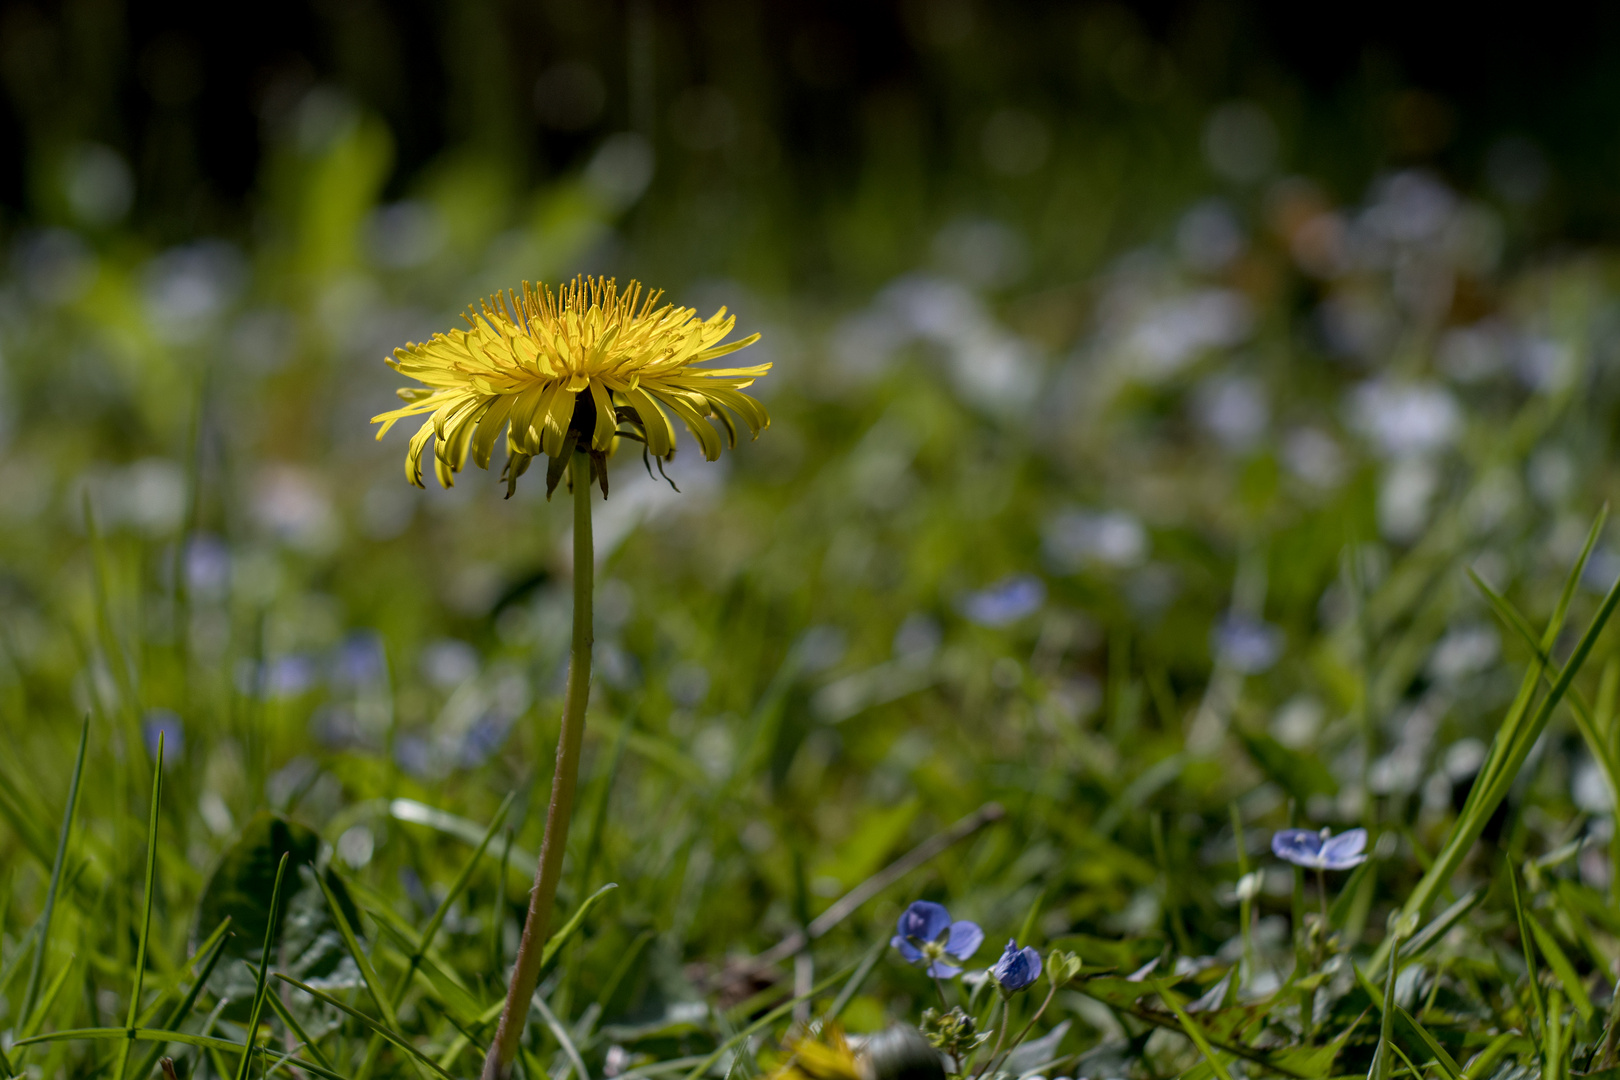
[540, 882, 619, 976]
[1460, 1032, 1519, 1080]
[1528, 912, 1594, 1022]
[393, 791, 514, 1005]
[24, 954, 79, 1039]
[1472, 568, 1620, 783]
[824, 938, 886, 1021]
[12, 1027, 350, 1080]
[592, 928, 653, 1021]
[678, 959, 860, 1080]
[20, 715, 88, 1026]
[117, 730, 165, 1080]
[274, 972, 457, 1080]
[1392, 1005, 1461, 1080]
[0, 767, 56, 868]
[577, 701, 635, 897]
[1508, 861, 1546, 1036]
[388, 797, 534, 879]
[260, 979, 334, 1071]
[235, 852, 290, 1080]
[1368, 916, 1412, 1080]
[531, 991, 591, 1080]
[1381, 549, 1620, 965]
[315, 871, 400, 1028]
[129, 924, 232, 1080]
[1155, 979, 1235, 1080]
[1399, 889, 1482, 962]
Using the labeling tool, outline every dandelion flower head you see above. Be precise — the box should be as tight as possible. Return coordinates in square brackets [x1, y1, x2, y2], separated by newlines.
[371, 276, 770, 497]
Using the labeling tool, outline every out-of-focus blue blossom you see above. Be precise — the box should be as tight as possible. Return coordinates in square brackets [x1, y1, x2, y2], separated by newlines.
[183, 533, 231, 600]
[267, 655, 320, 698]
[1272, 827, 1368, 870]
[394, 735, 434, 778]
[1212, 612, 1282, 673]
[960, 575, 1045, 628]
[796, 624, 849, 673]
[460, 713, 514, 767]
[234, 654, 321, 699]
[421, 638, 479, 689]
[333, 632, 389, 690]
[990, 940, 1042, 992]
[309, 705, 361, 750]
[891, 900, 984, 977]
[142, 709, 183, 764]
[893, 613, 943, 664]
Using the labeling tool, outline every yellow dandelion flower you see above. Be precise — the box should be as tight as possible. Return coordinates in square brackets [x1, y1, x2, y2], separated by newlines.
[371, 275, 769, 497]
[766, 1024, 864, 1080]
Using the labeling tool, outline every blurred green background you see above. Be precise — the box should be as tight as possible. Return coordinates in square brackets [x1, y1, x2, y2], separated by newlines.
[9, 0, 1620, 1074]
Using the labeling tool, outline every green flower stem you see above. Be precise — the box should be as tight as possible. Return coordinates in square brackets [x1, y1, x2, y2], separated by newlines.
[482, 450, 595, 1080]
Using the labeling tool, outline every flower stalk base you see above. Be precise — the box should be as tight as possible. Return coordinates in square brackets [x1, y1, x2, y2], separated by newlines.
[482, 450, 595, 1080]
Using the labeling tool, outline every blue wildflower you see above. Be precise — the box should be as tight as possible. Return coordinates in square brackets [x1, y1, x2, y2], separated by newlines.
[990, 939, 1042, 993]
[960, 575, 1045, 628]
[891, 900, 984, 977]
[1272, 827, 1368, 871]
[141, 709, 183, 764]
[1212, 612, 1282, 673]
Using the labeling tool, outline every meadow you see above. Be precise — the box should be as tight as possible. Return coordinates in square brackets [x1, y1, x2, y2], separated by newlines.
[5, 8, 1620, 1080]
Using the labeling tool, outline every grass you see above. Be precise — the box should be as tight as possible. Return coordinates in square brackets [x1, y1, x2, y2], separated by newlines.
[7, 60, 1620, 1080]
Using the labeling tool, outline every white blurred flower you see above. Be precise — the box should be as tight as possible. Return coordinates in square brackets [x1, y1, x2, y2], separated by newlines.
[1348, 380, 1460, 458]
[1044, 509, 1148, 571]
[1379, 457, 1441, 542]
[1122, 289, 1253, 380]
[252, 465, 340, 554]
[1427, 624, 1499, 683]
[1282, 427, 1347, 490]
[142, 241, 246, 344]
[1194, 374, 1268, 450]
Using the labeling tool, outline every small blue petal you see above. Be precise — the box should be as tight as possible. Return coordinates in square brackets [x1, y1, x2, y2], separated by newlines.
[960, 575, 1046, 628]
[898, 900, 952, 943]
[1271, 828, 1324, 867]
[1213, 612, 1283, 674]
[891, 935, 923, 963]
[926, 960, 963, 978]
[991, 940, 1042, 992]
[945, 920, 984, 961]
[1319, 828, 1369, 870]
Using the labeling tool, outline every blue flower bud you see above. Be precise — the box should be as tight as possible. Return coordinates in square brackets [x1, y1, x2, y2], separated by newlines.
[990, 939, 1042, 992]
